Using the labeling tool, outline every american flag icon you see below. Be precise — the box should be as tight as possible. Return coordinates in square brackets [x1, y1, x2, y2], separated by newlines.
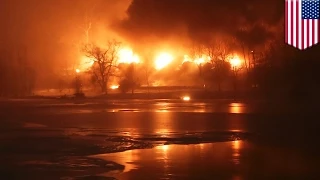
[285, 0, 319, 50]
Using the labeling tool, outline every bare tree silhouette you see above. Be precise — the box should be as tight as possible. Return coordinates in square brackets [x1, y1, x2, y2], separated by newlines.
[83, 40, 121, 94]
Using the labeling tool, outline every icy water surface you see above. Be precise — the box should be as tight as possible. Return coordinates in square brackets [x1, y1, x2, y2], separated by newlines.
[1, 99, 320, 179]
[93, 141, 320, 180]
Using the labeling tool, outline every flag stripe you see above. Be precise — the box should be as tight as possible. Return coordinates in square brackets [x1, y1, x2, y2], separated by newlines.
[298, 0, 301, 49]
[316, 20, 318, 44]
[288, 0, 291, 44]
[285, 0, 288, 43]
[307, 20, 310, 47]
[310, 20, 313, 46]
[313, 20, 315, 45]
[313, 20, 315, 46]
[303, 17, 306, 49]
[292, 0, 294, 45]
[293, 0, 297, 46]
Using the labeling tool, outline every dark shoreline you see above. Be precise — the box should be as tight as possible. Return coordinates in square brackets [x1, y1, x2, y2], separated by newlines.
[2, 88, 320, 103]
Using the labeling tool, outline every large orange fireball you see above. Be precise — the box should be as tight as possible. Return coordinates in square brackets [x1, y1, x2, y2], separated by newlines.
[118, 48, 140, 64]
[110, 85, 119, 89]
[155, 52, 174, 70]
[230, 56, 242, 68]
[183, 54, 210, 65]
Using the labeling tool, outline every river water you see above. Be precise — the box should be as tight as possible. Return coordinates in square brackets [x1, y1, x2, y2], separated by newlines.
[0, 99, 319, 179]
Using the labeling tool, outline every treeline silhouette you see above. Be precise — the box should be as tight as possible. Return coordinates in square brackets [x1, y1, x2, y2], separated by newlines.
[0, 42, 319, 99]
[250, 43, 320, 100]
[0, 48, 35, 97]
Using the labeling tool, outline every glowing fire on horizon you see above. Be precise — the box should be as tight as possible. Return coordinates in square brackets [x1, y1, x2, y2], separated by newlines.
[194, 57, 205, 65]
[182, 96, 190, 101]
[118, 48, 140, 64]
[79, 56, 95, 71]
[110, 85, 119, 89]
[78, 47, 140, 70]
[155, 52, 174, 70]
[183, 55, 211, 65]
[230, 56, 242, 68]
[183, 55, 192, 63]
[77, 47, 242, 74]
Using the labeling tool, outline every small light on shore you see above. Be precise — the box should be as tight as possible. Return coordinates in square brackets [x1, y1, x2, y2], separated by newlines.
[182, 96, 190, 101]
[75, 69, 80, 73]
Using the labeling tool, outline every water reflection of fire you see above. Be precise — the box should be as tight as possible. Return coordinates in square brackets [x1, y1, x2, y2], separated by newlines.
[233, 140, 241, 150]
[156, 128, 170, 137]
[199, 143, 205, 150]
[156, 144, 170, 170]
[232, 140, 241, 165]
[229, 103, 245, 114]
[160, 145, 169, 152]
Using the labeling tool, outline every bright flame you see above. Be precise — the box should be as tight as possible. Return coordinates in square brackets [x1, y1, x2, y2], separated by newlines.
[194, 57, 205, 65]
[118, 48, 140, 64]
[183, 55, 192, 63]
[230, 56, 241, 68]
[110, 85, 119, 89]
[75, 69, 80, 73]
[155, 52, 174, 70]
[182, 96, 190, 101]
[183, 54, 210, 65]
[79, 56, 95, 71]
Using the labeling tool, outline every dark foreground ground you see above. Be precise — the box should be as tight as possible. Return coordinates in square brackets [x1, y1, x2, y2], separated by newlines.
[0, 98, 320, 180]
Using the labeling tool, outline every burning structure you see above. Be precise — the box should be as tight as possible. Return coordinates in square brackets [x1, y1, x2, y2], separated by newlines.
[2, 0, 306, 97]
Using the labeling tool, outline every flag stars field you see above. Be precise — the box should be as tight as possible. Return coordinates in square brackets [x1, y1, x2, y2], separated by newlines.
[302, 0, 320, 19]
